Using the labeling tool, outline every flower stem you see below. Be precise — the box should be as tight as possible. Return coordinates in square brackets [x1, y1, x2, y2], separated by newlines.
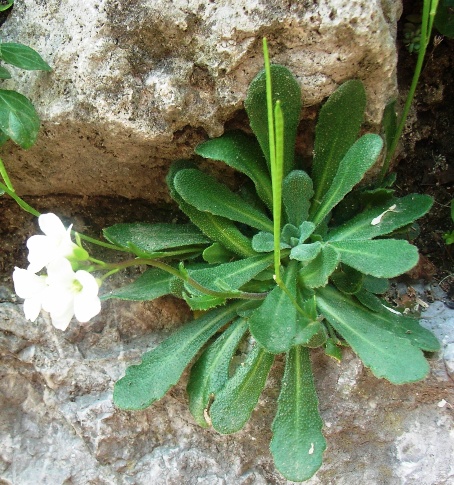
[379, 0, 439, 181]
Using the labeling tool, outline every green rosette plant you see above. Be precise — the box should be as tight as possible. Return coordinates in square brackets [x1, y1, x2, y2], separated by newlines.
[104, 40, 439, 481]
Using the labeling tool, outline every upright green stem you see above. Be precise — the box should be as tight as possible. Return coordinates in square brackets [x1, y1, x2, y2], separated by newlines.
[263, 37, 284, 285]
[380, 0, 439, 181]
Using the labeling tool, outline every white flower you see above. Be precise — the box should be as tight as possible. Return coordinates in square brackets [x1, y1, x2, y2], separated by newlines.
[12, 267, 48, 322]
[26, 213, 81, 273]
[42, 258, 101, 331]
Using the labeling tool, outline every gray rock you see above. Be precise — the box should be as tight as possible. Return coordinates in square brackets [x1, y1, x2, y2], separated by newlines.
[1, 0, 401, 201]
[1, 284, 453, 484]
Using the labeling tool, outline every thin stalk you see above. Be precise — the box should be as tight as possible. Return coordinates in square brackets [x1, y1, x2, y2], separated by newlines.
[0, 157, 14, 191]
[97, 257, 269, 301]
[0, 182, 40, 217]
[380, 0, 439, 181]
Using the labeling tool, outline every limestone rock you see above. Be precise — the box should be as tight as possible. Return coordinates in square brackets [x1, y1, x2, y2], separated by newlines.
[1, 0, 401, 201]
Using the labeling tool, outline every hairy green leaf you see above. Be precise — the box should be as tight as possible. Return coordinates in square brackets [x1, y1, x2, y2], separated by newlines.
[245, 64, 302, 176]
[329, 239, 419, 278]
[187, 252, 274, 293]
[249, 260, 299, 354]
[316, 286, 431, 384]
[187, 318, 248, 427]
[311, 80, 366, 205]
[101, 267, 175, 301]
[290, 242, 322, 263]
[103, 223, 210, 253]
[114, 302, 244, 410]
[174, 168, 273, 232]
[310, 134, 384, 226]
[195, 131, 273, 209]
[167, 161, 255, 257]
[331, 265, 363, 294]
[252, 231, 290, 252]
[299, 245, 340, 288]
[271, 346, 326, 481]
[282, 170, 313, 226]
[202, 243, 234, 264]
[0, 90, 40, 148]
[0, 43, 51, 71]
[327, 194, 433, 241]
[0, 66, 11, 79]
[210, 343, 274, 433]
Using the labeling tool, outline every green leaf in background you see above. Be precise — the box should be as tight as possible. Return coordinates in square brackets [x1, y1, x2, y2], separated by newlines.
[0, 66, 11, 79]
[311, 80, 366, 206]
[270, 346, 326, 482]
[187, 318, 248, 427]
[100, 267, 175, 301]
[174, 169, 274, 232]
[195, 131, 273, 209]
[114, 302, 244, 410]
[210, 343, 274, 434]
[299, 245, 340, 288]
[0, 1, 13, 12]
[362, 274, 389, 294]
[103, 222, 210, 253]
[0, 89, 40, 148]
[282, 170, 313, 227]
[249, 260, 299, 354]
[310, 134, 384, 226]
[434, 3, 454, 37]
[202, 242, 234, 264]
[316, 286, 431, 384]
[330, 265, 363, 294]
[245, 64, 302, 176]
[329, 239, 419, 278]
[382, 100, 397, 157]
[0, 43, 51, 71]
[327, 194, 433, 241]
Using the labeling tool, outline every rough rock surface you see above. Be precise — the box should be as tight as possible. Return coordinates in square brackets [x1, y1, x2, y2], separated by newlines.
[0, 279, 453, 484]
[1, 0, 401, 201]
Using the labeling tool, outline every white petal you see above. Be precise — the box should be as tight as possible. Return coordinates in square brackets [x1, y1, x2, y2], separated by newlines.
[27, 235, 57, 273]
[74, 293, 101, 322]
[46, 258, 76, 286]
[75, 270, 99, 295]
[42, 284, 74, 316]
[23, 295, 43, 322]
[50, 306, 75, 331]
[13, 267, 47, 299]
[38, 213, 67, 239]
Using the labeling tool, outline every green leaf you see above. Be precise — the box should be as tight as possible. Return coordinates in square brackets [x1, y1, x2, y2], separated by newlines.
[316, 286, 431, 384]
[0, 43, 51, 71]
[0, 66, 11, 79]
[113, 302, 244, 410]
[327, 194, 433, 241]
[271, 346, 326, 482]
[101, 267, 175, 301]
[209, 342, 274, 433]
[174, 168, 273, 232]
[299, 245, 340, 288]
[195, 131, 273, 209]
[103, 223, 210, 254]
[329, 239, 419, 278]
[299, 221, 316, 243]
[382, 100, 397, 157]
[245, 64, 302, 176]
[187, 318, 248, 427]
[0, 1, 13, 12]
[249, 260, 299, 354]
[187, 252, 274, 294]
[183, 293, 226, 311]
[330, 265, 363, 294]
[311, 80, 366, 206]
[167, 161, 255, 258]
[252, 231, 290, 252]
[290, 242, 322, 263]
[0, 89, 40, 148]
[282, 170, 313, 226]
[202, 243, 234, 264]
[362, 275, 389, 294]
[325, 338, 343, 361]
[434, 4, 454, 37]
[310, 134, 384, 226]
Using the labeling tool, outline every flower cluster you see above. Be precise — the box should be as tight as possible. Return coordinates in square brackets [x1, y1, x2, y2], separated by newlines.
[13, 213, 101, 330]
